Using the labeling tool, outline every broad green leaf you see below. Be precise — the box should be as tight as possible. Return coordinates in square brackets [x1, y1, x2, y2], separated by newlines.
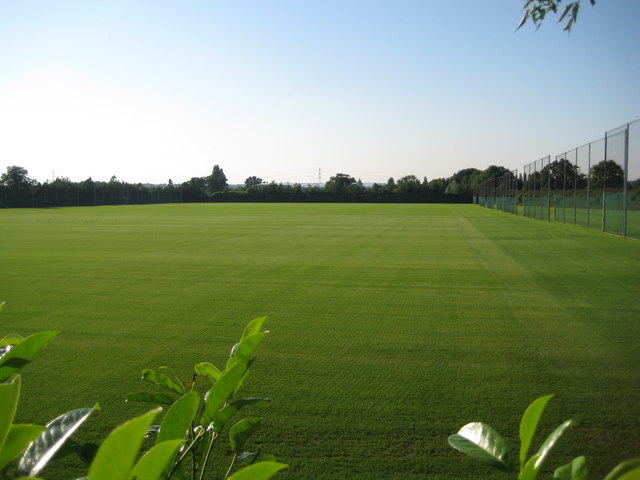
[17, 405, 98, 477]
[240, 317, 267, 342]
[533, 419, 573, 470]
[87, 408, 161, 480]
[227, 461, 288, 480]
[0, 332, 59, 382]
[125, 392, 176, 406]
[141, 369, 184, 395]
[214, 398, 270, 434]
[0, 301, 4, 312]
[194, 362, 222, 382]
[604, 459, 640, 480]
[519, 394, 553, 467]
[554, 456, 588, 480]
[129, 439, 183, 480]
[448, 422, 513, 472]
[226, 332, 266, 371]
[0, 375, 21, 451]
[0, 424, 44, 470]
[0, 334, 23, 348]
[229, 418, 261, 453]
[157, 391, 199, 444]
[521, 454, 541, 480]
[201, 361, 248, 426]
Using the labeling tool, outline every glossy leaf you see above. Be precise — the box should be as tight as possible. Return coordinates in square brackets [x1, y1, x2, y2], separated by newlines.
[157, 390, 199, 444]
[17, 405, 98, 477]
[141, 369, 184, 395]
[194, 362, 222, 382]
[229, 418, 261, 453]
[519, 394, 553, 467]
[0, 332, 59, 382]
[201, 361, 248, 426]
[0, 375, 21, 451]
[240, 317, 267, 342]
[534, 419, 573, 470]
[604, 459, 640, 480]
[214, 398, 270, 434]
[448, 422, 513, 472]
[125, 392, 176, 406]
[87, 408, 160, 480]
[226, 332, 266, 371]
[0, 424, 44, 470]
[129, 439, 183, 480]
[554, 456, 588, 480]
[227, 461, 287, 480]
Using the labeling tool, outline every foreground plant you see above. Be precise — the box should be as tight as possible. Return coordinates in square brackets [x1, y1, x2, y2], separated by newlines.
[448, 394, 640, 480]
[126, 316, 286, 480]
[0, 303, 286, 479]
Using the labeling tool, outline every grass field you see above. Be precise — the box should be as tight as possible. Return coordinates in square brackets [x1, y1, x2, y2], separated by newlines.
[2, 203, 639, 479]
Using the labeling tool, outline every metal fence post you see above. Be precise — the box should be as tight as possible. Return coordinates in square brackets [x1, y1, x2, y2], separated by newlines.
[623, 123, 629, 237]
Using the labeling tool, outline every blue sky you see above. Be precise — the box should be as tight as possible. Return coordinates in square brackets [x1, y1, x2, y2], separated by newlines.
[1, 1, 639, 185]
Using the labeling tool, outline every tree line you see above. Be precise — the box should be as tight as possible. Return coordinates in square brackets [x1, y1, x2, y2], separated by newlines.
[0, 164, 514, 208]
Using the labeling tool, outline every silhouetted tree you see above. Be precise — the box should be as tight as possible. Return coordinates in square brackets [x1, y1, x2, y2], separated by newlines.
[208, 165, 228, 193]
[244, 176, 263, 188]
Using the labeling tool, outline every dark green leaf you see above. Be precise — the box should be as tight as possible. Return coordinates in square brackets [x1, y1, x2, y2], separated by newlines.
[201, 361, 248, 426]
[448, 422, 513, 472]
[17, 405, 98, 477]
[604, 459, 640, 480]
[214, 398, 270, 434]
[0, 424, 44, 470]
[519, 394, 553, 467]
[0, 375, 21, 452]
[141, 369, 184, 395]
[554, 456, 588, 480]
[229, 418, 261, 453]
[227, 461, 288, 480]
[87, 408, 161, 480]
[125, 392, 176, 406]
[157, 391, 199, 444]
[0, 332, 59, 382]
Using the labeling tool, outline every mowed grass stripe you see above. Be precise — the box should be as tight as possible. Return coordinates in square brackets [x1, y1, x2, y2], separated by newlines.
[1, 203, 638, 479]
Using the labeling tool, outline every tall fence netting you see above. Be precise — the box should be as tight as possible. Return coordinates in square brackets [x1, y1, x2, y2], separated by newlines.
[476, 118, 640, 240]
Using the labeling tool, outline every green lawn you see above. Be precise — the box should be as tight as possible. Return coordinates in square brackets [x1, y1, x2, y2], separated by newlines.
[1, 203, 639, 479]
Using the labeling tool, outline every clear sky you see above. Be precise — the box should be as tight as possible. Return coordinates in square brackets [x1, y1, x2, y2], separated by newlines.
[1, 1, 639, 185]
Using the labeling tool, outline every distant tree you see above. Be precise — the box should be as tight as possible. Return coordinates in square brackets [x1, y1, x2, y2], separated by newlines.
[543, 158, 587, 190]
[396, 175, 422, 197]
[244, 176, 263, 188]
[518, 0, 595, 31]
[325, 173, 356, 195]
[0, 166, 33, 187]
[208, 165, 228, 193]
[590, 160, 625, 190]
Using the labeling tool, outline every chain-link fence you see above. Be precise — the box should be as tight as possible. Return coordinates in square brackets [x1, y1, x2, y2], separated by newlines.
[474, 119, 640, 240]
